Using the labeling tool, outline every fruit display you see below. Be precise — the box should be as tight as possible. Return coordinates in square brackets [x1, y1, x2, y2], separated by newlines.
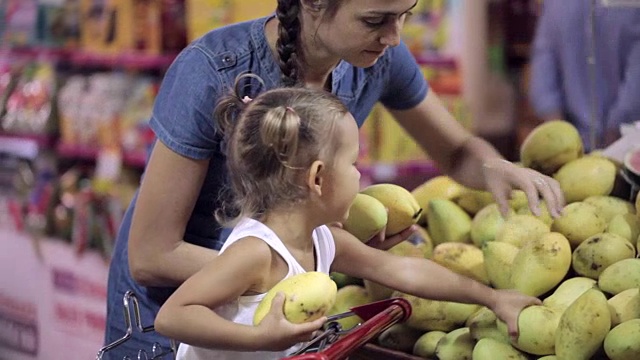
[335, 121, 639, 359]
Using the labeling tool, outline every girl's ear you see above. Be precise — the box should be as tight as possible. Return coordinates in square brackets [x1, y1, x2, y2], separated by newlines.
[307, 160, 325, 196]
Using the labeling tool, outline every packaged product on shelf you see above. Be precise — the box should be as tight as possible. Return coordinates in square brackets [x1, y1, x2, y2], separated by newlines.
[79, 0, 120, 54]
[32, 0, 83, 48]
[1, 61, 58, 136]
[119, 76, 156, 155]
[116, 0, 163, 55]
[185, 0, 234, 42]
[1, 0, 38, 47]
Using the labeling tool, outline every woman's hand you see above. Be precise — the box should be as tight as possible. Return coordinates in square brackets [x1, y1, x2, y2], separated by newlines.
[489, 289, 542, 342]
[482, 158, 565, 218]
[256, 293, 326, 351]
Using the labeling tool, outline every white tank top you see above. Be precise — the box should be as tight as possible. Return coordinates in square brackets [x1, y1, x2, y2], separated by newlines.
[175, 218, 336, 360]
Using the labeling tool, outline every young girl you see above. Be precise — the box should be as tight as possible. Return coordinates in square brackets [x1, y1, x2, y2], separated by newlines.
[153, 85, 541, 359]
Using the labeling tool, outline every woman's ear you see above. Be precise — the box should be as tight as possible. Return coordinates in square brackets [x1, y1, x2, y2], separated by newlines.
[307, 160, 325, 196]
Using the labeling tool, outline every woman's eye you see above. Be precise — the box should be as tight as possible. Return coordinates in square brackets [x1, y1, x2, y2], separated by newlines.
[363, 17, 385, 27]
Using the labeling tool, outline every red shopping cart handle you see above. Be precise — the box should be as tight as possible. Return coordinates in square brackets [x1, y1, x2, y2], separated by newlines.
[282, 297, 412, 360]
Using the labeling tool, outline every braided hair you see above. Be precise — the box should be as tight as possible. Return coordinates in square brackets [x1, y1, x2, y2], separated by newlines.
[275, 0, 339, 86]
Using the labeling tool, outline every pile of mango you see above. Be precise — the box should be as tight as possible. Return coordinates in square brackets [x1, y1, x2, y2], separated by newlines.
[331, 121, 640, 360]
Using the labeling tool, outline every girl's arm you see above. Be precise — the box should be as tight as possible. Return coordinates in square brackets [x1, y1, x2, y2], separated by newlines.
[128, 141, 219, 287]
[330, 227, 540, 338]
[154, 237, 323, 351]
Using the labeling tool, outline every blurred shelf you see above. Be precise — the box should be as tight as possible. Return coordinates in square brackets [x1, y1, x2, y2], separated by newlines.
[358, 161, 440, 180]
[68, 52, 177, 70]
[0, 47, 177, 70]
[56, 143, 146, 168]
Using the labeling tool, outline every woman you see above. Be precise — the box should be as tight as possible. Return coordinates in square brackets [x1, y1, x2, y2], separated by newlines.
[103, 0, 564, 358]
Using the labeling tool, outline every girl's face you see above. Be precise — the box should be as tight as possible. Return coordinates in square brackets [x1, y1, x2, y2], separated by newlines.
[323, 114, 361, 223]
[309, 0, 417, 67]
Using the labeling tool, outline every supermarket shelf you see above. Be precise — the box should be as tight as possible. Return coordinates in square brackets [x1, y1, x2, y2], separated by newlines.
[1, 47, 177, 70]
[56, 143, 147, 168]
[68, 52, 177, 70]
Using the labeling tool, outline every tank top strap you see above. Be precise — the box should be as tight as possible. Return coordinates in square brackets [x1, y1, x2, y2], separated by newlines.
[221, 218, 303, 274]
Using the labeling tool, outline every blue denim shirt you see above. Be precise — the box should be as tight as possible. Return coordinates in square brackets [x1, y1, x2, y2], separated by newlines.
[104, 15, 428, 358]
[529, 0, 640, 150]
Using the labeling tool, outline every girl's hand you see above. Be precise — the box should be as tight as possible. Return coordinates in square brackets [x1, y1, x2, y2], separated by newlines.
[256, 292, 326, 351]
[365, 224, 417, 251]
[490, 289, 542, 341]
[328, 222, 417, 251]
[482, 158, 565, 218]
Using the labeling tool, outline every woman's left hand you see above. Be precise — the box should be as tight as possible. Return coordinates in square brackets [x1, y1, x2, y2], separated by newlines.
[482, 158, 565, 218]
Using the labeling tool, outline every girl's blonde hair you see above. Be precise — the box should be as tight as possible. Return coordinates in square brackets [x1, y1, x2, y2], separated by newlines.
[214, 77, 349, 226]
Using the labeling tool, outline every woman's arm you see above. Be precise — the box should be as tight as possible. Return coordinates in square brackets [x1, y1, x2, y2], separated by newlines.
[154, 237, 323, 351]
[389, 90, 564, 217]
[128, 141, 219, 286]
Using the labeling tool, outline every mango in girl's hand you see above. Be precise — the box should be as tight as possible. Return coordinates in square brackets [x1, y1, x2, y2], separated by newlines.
[253, 272, 337, 325]
[360, 183, 422, 236]
[342, 193, 388, 242]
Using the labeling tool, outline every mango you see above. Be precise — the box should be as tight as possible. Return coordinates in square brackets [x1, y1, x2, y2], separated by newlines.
[520, 120, 583, 175]
[470, 203, 512, 247]
[454, 188, 495, 215]
[393, 291, 480, 332]
[584, 195, 636, 223]
[542, 276, 597, 313]
[551, 202, 607, 248]
[342, 193, 387, 242]
[516, 200, 554, 226]
[412, 330, 446, 358]
[431, 242, 489, 285]
[472, 338, 529, 360]
[411, 175, 466, 224]
[361, 183, 422, 236]
[253, 271, 336, 325]
[495, 214, 550, 248]
[598, 258, 640, 295]
[510, 232, 572, 297]
[604, 319, 640, 360]
[434, 327, 474, 360]
[607, 213, 640, 244]
[497, 305, 561, 356]
[465, 307, 509, 343]
[427, 198, 472, 245]
[608, 288, 640, 327]
[555, 289, 611, 360]
[554, 156, 617, 203]
[571, 232, 636, 279]
[481, 241, 519, 289]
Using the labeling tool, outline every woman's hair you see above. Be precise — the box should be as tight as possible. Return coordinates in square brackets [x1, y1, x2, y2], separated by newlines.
[214, 76, 349, 226]
[276, 0, 341, 86]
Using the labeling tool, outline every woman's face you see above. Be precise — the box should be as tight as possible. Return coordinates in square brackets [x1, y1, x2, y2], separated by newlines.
[308, 0, 418, 67]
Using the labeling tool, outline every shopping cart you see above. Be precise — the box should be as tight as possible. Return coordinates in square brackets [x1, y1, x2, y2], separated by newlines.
[96, 291, 177, 360]
[97, 292, 420, 360]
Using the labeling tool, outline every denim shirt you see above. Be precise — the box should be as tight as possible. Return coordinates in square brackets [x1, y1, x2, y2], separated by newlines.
[104, 15, 428, 357]
[529, 0, 640, 150]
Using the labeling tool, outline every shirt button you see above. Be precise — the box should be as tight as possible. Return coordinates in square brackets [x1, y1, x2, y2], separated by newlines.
[223, 55, 232, 63]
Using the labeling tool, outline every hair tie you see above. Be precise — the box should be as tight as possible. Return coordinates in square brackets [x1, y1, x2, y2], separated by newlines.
[285, 106, 295, 113]
[242, 96, 253, 104]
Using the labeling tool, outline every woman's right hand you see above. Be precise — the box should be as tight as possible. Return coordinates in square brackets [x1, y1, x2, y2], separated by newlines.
[256, 292, 326, 351]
